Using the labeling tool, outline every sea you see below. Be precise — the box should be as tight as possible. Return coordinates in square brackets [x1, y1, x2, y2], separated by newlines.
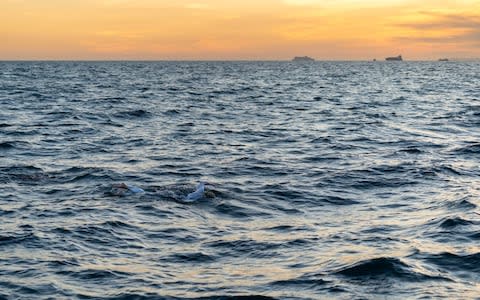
[0, 61, 479, 299]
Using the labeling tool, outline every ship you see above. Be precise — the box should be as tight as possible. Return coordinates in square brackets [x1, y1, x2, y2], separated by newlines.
[386, 55, 403, 61]
[438, 58, 449, 62]
[292, 56, 315, 62]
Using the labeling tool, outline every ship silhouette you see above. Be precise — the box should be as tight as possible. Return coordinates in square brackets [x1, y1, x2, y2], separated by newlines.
[292, 56, 315, 62]
[386, 55, 403, 61]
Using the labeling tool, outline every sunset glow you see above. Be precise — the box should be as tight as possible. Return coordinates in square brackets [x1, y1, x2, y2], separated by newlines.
[2, 0, 479, 60]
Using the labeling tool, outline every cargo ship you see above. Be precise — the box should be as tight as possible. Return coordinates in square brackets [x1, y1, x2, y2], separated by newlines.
[292, 56, 315, 62]
[386, 55, 403, 61]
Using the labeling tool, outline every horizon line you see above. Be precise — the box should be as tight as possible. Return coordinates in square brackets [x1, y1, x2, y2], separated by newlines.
[1, 58, 479, 62]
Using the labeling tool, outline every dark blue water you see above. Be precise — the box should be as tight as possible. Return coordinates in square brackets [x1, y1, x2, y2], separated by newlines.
[1, 61, 479, 299]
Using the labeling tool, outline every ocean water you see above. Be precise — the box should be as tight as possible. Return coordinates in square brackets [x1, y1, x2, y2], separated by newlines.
[0, 61, 479, 299]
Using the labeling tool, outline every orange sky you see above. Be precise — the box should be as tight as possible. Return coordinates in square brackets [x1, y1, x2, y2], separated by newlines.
[2, 0, 479, 60]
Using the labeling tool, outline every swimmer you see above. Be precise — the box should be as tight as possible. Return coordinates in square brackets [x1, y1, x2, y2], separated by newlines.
[110, 183, 145, 196]
[183, 182, 214, 202]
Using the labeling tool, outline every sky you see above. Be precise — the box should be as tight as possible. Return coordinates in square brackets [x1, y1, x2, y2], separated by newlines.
[2, 0, 479, 60]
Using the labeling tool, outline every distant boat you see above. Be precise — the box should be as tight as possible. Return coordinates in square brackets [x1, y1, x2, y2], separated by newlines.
[438, 58, 449, 62]
[292, 56, 315, 62]
[386, 55, 403, 61]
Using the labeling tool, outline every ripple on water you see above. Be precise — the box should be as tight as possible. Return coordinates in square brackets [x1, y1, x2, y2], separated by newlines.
[0, 232, 40, 248]
[436, 216, 476, 229]
[113, 109, 152, 119]
[334, 257, 450, 282]
[418, 252, 480, 281]
[451, 142, 480, 155]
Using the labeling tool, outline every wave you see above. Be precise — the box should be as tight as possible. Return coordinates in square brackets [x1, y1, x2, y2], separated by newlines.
[451, 143, 480, 155]
[271, 277, 328, 287]
[334, 257, 449, 282]
[437, 216, 475, 229]
[324, 171, 419, 190]
[397, 147, 424, 154]
[0, 165, 48, 184]
[214, 202, 269, 218]
[444, 198, 477, 210]
[318, 195, 360, 205]
[204, 239, 280, 258]
[113, 109, 152, 119]
[163, 252, 216, 263]
[0, 233, 39, 247]
[0, 141, 30, 150]
[53, 166, 120, 184]
[423, 252, 480, 273]
[0, 141, 16, 150]
[60, 269, 132, 281]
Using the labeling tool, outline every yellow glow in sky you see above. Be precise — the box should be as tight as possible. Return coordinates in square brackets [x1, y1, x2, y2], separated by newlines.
[1, 0, 479, 60]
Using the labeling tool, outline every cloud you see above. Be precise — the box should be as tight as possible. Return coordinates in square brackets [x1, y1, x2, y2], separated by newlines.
[396, 31, 480, 46]
[394, 13, 480, 46]
[398, 13, 480, 30]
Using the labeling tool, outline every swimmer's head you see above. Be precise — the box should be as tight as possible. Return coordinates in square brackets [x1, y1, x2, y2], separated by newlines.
[112, 183, 128, 189]
[109, 183, 129, 196]
[204, 190, 216, 198]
